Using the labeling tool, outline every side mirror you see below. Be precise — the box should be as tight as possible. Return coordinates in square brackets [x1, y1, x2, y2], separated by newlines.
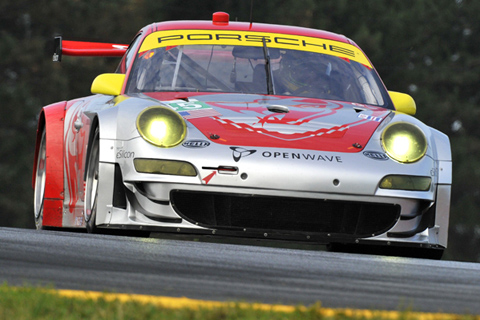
[91, 73, 126, 96]
[388, 91, 416, 115]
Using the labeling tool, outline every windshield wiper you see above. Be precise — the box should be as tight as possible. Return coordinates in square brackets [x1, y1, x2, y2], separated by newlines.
[262, 38, 275, 95]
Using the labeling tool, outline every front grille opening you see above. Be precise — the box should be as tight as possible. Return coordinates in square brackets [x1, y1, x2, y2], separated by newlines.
[171, 191, 400, 238]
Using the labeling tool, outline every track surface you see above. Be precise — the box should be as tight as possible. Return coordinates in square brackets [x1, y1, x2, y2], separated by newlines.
[1, 227, 479, 314]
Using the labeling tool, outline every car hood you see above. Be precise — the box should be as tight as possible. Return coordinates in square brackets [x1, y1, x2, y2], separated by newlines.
[144, 93, 391, 153]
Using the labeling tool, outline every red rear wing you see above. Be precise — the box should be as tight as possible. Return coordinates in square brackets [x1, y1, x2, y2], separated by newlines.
[53, 36, 128, 61]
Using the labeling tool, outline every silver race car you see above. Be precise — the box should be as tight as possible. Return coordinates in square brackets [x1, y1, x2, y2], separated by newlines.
[33, 12, 452, 259]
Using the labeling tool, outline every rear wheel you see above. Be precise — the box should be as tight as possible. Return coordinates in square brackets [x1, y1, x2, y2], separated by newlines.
[84, 128, 100, 233]
[34, 129, 47, 230]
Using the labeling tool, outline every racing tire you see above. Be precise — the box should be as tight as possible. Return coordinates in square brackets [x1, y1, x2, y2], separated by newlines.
[327, 243, 444, 260]
[84, 127, 100, 233]
[33, 128, 47, 230]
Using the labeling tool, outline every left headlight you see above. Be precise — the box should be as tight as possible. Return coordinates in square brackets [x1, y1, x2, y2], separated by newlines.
[381, 122, 427, 163]
[137, 106, 186, 148]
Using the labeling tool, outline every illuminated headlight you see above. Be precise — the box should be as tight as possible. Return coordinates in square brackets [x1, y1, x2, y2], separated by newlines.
[136, 106, 186, 148]
[134, 159, 197, 176]
[381, 122, 427, 163]
[379, 175, 431, 191]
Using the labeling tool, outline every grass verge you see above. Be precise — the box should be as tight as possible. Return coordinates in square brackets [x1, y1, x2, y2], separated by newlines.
[0, 283, 478, 320]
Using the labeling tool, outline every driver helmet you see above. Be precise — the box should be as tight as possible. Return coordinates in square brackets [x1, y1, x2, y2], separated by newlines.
[278, 50, 332, 92]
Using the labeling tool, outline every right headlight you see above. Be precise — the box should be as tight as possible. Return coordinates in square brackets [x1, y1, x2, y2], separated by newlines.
[381, 122, 427, 163]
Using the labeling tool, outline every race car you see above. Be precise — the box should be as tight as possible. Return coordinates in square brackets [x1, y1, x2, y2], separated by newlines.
[33, 12, 452, 259]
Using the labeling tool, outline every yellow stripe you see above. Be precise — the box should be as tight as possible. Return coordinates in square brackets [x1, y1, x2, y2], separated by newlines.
[138, 29, 372, 67]
[53, 289, 475, 320]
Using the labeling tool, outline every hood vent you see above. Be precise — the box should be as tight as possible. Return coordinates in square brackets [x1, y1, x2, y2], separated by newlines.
[267, 104, 290, 113]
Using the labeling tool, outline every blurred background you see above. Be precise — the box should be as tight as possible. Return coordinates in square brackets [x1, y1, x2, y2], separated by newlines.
[1, 0, 478, 262]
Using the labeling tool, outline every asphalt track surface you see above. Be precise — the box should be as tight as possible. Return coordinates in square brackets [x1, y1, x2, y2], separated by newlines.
[1, 227, 480, 315]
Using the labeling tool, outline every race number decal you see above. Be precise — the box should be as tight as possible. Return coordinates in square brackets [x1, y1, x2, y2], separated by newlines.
[167, 100, 221, 119]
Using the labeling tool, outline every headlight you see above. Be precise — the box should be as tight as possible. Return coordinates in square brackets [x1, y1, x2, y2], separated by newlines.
[381, 122, 427, 163]
[137, 106, 186, 148]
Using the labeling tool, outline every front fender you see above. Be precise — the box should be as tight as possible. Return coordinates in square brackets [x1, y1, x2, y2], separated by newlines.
[33, 101, 67, 227]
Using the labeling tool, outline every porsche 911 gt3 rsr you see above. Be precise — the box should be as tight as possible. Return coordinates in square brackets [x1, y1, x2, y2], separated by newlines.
[33, 12, 452, 259]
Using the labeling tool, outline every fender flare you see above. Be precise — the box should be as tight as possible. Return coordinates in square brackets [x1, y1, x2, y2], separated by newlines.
[33, 101, 66, 227]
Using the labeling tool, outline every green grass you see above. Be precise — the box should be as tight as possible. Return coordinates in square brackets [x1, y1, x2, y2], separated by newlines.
[0, 283, 477, 320]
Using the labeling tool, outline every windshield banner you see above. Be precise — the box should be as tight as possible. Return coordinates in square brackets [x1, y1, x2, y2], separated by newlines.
[139, 29, 372, 67]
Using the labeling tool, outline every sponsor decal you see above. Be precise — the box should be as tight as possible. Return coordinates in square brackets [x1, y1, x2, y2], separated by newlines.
[116, 150, 135, 159]
[230, 147, 257, 162]
[139, 30, 371, 67]
[358, 114, 382, 122]
[182, 140, 211, 148]
[229, 147, 343, 163]
[363, 151, 389, 161]
[262, 151, 342, 162]
[167, 100, 221, 119]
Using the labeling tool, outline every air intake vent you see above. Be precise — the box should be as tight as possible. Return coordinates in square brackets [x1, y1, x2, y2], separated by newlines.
[171, 191, 400, 238]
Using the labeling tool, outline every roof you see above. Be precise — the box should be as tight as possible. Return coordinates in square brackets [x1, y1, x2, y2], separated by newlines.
[147, 19, 351, 45]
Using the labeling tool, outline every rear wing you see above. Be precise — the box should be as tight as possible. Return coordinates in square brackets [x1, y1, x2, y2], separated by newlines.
[53, 36, 128, 62]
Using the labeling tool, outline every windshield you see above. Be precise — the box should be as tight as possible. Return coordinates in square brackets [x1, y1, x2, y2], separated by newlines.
[126, 34, 387, 106]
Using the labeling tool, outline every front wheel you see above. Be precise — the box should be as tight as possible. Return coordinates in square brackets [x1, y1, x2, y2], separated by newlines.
[84, 128, 100, 233]
[34, 129, 47, 230]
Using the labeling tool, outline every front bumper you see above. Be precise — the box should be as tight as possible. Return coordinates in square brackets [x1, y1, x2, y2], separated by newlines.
[100, 175, 450, 249]
[95, 137, 451, 249]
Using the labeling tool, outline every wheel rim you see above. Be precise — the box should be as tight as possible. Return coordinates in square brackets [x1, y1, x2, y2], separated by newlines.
[85, 135, 99, 223]
[34, 130, 46, 223]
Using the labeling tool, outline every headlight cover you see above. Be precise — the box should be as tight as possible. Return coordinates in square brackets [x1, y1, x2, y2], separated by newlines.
[137, 106, 186, 148]
[381, 122, 427, 163]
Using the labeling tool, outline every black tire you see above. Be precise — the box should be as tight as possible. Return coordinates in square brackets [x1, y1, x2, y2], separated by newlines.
[327, 243, 444, 260]
[33, 129, 47, 230]
[84, 128, 100, 233]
